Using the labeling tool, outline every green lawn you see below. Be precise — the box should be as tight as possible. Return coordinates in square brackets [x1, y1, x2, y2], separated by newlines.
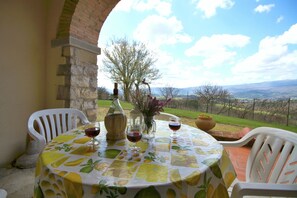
[98, 100, 297, 133]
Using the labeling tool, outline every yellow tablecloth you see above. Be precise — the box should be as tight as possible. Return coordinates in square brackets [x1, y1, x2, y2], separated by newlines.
[34, 120, 236, 198]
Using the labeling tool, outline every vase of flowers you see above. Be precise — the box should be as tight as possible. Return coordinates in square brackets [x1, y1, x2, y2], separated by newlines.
[142, 114, 156, 140]
[131, 79, 171, 141]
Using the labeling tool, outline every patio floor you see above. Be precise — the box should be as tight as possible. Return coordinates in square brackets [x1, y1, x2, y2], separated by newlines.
[225, 146, 250, 181]
[208, 128, 252, 181]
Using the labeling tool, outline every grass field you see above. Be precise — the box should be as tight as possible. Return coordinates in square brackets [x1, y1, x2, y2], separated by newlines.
[98, 100, 297, 133]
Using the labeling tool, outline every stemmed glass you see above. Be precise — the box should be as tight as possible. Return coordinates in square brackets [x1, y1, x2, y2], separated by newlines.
[126, 122, 143, 153]
[169, 116, 181, 139]
[85, 123, 100, 151]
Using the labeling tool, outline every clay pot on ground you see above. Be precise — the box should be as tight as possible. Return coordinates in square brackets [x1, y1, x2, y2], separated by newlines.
[195, 114, 216, 132]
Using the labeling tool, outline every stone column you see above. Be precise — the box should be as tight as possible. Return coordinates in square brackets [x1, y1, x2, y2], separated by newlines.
[52, 37, 100, 122]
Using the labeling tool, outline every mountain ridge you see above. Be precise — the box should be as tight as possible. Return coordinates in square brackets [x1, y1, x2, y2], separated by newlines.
[151, 79, 297, 99]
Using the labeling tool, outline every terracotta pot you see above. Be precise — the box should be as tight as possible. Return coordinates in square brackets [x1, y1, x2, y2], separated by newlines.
[195, 115, 216, 132]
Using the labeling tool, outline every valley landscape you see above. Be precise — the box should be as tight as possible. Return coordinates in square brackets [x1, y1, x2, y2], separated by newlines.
[152, 79, 297, 99]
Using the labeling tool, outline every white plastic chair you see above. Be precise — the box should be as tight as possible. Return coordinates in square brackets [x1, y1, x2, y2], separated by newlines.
[219, 127, 297, 198]
[0, 189, 7, 198]
[28, 108, 90, 149]
[154, 112, 179, 120]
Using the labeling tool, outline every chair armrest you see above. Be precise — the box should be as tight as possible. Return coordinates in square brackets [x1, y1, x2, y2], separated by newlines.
[231, 182, 297, 198]
[218, 139, 249, 147]
[81, 119, 91, 125]
[160, 112, 179, 118]
[76, 110, 91, 125]
[218, 131, 256, 147]
[27, 129, 46, 152]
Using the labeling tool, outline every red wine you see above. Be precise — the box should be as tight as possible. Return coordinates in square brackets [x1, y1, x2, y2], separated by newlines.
[127, 131, 142, 143]
[85, 127, 100, 138]
[169, 123, 181, 131]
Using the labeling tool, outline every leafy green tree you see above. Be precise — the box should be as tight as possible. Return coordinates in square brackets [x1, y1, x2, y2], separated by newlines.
[102, 37, 161, 101]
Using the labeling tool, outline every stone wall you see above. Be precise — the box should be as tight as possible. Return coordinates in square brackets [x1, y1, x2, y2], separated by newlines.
[52, 0, 120, 121]
[56, 45, 99, 121]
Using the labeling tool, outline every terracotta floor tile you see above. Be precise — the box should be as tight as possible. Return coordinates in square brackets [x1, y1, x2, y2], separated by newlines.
[224, 146, 250, 181]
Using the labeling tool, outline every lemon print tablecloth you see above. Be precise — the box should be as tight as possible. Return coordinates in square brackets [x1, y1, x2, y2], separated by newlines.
[34, 120, 236, 198]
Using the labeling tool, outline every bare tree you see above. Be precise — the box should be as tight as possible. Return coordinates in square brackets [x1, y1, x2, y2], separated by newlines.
[256, 99, 288, 123]
[216, 96, 234, 115]
[232, 99, 254, 119]
[159, 85, 180, 100]
[97, 87, 110, 100]
[194, 84, 231, 113]
[102, 37, 161, 101]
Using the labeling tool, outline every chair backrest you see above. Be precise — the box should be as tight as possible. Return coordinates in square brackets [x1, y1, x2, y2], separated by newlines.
[242, 127, 297, 184]
[28, 108, 89, 144]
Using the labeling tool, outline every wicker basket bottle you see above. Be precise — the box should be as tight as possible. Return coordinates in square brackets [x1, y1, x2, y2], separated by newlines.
[104, 83, 127, 140]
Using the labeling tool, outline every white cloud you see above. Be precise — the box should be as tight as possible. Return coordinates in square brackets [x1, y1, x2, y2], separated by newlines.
[232, 24, 297, 83]
[254, 4, 275, 13]
[276, 16, 284, 23]
[97, 44, 115, 89]
[133, 15, 192, 47]
[113, 0, 134, 12]
[193, 0, 235, 18]
[115, 0, 172, 16]
[185, 34, 250, 68]
[153, 49, 217, 88]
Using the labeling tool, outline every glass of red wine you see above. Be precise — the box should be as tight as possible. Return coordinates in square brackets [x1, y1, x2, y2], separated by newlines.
[169, 116, 181, 139]
[85, 123, 100, 151]
[126, 122, 143, 153]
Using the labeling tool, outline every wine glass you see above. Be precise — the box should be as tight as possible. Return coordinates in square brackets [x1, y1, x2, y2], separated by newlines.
[126, 122, 143, 153]
[85, 123, 100, 151]
[169, 116, 181, 139]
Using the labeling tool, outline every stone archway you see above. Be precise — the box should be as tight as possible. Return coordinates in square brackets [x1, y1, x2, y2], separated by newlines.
[51, 0, 120, 121]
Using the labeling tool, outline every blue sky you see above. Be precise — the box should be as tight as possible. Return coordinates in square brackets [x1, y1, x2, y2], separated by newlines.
[97, 0, 297, 89]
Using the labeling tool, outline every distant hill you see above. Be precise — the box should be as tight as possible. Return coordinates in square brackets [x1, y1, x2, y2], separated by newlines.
[151, 79, 297, 99]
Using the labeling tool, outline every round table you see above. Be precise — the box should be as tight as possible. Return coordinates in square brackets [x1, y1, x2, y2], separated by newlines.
[34, 120, 236, 198]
